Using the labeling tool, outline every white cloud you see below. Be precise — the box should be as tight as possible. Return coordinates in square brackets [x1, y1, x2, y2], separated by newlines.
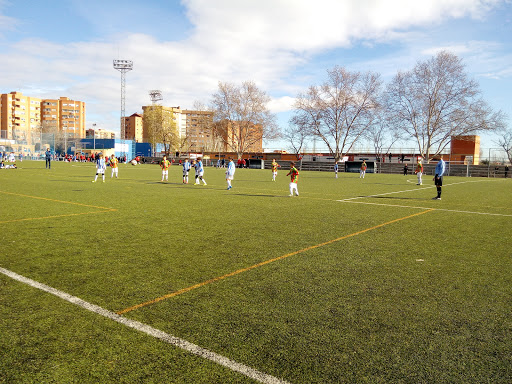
[0, 0, 508, 133]
[268, 96, 296, 114]
[185, 0, 502, 52]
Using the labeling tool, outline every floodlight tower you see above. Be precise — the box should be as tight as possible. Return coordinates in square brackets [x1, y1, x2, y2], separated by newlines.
[113, 59, 133, 157]
[147, 90, 163, 157]
[149, 90, 163, 104]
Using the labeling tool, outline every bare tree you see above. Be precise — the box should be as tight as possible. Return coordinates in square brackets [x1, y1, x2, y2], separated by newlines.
[283, 123, 311, 158]
[385, 51, 506, 163]
[290, 66, 382, 162]
[365, 113, 402, 161]
[176, 135, 192, 154]
[495, 126, 512, 164]
[211, 81, 279, 158]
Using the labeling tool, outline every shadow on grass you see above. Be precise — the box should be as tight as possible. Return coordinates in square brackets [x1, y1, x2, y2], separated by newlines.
[49, 179, 96, 183]
[236, 179, 275, 183]
[230, 192, 288, 198]
[370, 196, 428, 201]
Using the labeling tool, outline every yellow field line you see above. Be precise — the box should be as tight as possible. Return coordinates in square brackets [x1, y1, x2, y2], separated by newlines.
[0, 190, 114, 210]
[0, 209, 116, 224]
[117, 209, 433, 315]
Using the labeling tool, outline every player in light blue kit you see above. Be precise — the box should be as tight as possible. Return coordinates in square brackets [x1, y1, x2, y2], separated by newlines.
[225, 158, 235, 190]
[433, 155, 446, 200]
[92, 153, 106, 183]
[182, 158, 191, 184]
[194, 158, 207, 185]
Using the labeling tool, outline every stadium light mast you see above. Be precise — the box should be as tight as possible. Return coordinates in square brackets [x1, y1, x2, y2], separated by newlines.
[113, 59, 133, 158]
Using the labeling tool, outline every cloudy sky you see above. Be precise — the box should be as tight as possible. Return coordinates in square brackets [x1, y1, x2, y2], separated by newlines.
[0, 0, 510, 151]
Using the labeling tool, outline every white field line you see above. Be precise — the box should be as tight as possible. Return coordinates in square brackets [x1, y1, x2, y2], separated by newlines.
[0, 267, 290, 384]
[337, 178, 494, 201]
[338, 200, 512, 217]
[336, 178, 512, 217]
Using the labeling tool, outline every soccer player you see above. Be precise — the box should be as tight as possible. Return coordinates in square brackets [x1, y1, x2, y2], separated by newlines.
[182, 158, 191, 184]
[360, 160, 367, 179]
[286, 162, 299, 197]
[92, 153, 106, 183]
[194, 157, 207, 185]
[334, 162, 338, 178]
[433, 155, 446, 200]
[415, 159, 423, 185]
[110, 154, 119, 178]
[271, 159, 281, 181]
[226, 158, 235, 190]
[160, 155, 170, 182]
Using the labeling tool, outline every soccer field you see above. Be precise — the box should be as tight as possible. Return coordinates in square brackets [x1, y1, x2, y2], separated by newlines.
[1, 160, 511, 383]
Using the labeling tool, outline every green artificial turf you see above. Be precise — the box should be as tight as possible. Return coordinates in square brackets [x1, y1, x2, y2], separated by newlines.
[1, 160, 511, 383]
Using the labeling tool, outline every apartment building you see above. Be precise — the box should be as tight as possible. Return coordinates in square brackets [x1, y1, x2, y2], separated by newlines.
[140, 105, 219, 152]
[138, 105, 263, 153]
[41, 96, 86, 138]
[0, 91, 41, 142]
[123, 113, 144, 142]
[217, 120, 263, 153]
[0, 92, 86, 145]
[86, 128, 116, 139]
[181, 109, 221, 152]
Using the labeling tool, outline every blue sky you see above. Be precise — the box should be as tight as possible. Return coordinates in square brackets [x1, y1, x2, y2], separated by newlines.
[0, 0, 510, 152]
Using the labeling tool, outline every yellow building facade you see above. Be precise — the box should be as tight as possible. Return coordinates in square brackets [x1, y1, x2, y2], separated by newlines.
[41, 96, 86, 138]
[1, 92, 86, 148]
[123, 113, 144, 142]
[181, 109, 220, 152]
[0, 91, 41, 142]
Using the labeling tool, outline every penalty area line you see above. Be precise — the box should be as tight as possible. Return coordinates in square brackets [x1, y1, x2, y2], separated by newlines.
[338, 178, 492, 202]
[0, 267, 290, 384]
[338, 200, 512, 217]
